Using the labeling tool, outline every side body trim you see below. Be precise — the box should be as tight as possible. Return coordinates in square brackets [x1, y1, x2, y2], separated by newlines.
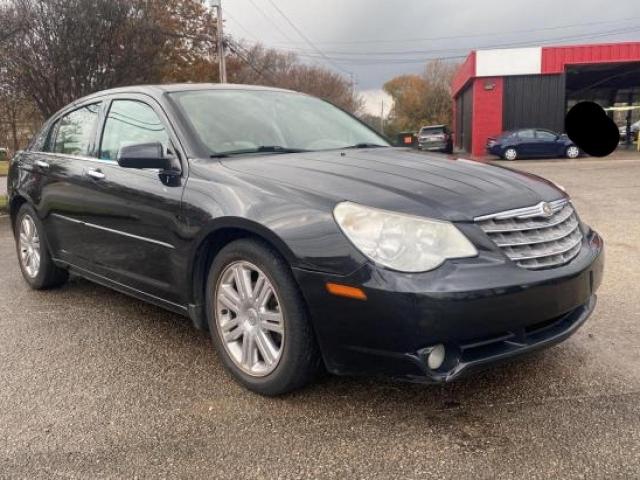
[51, 213, 175, 250]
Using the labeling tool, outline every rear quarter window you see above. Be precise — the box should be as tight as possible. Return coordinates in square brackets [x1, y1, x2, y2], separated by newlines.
[28, 120, 54, 152]
[52, 103, 102, 156]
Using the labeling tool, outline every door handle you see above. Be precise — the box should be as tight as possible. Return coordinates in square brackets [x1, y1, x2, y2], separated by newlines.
[35, 160, 49, 169]
[85, 168, 106, 180]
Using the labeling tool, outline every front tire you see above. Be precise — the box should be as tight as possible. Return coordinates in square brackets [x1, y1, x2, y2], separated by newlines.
[503, 147, 518, 161]
[566, 145, 580, 159]
[15, 204, 68, 290]
[205, 239, 321, 396]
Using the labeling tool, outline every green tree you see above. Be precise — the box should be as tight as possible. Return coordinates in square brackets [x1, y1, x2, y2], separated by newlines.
[383, 60, 459, 137]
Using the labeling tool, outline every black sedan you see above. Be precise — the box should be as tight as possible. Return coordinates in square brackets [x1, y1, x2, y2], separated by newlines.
[487, 128, 580, 160]
[7, 84, 603, 395]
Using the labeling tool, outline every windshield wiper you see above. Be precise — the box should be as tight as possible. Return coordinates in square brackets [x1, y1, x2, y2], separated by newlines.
[211, 146, 310, 158]
[341, 143, 389, 150]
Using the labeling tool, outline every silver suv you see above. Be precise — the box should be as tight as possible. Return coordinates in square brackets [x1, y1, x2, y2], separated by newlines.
[418, 125, 453, 153]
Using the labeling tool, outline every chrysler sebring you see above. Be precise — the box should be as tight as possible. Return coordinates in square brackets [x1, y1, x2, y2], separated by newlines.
[7, 84, 604, 395]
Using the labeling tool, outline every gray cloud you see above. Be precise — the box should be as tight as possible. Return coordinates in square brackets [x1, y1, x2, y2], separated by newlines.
[224, 0, 640, 90]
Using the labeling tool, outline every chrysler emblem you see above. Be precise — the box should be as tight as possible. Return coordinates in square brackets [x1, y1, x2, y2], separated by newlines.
[541, 202, 553, 217]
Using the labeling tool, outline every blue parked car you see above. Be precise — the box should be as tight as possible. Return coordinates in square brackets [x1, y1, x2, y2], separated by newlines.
[487, 129, 580, 160]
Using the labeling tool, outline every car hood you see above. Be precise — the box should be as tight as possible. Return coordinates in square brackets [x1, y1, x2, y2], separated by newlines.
[219, 148, 565, 222]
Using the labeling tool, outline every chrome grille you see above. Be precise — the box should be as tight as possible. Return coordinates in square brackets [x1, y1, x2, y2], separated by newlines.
[475, 199, 584, 270]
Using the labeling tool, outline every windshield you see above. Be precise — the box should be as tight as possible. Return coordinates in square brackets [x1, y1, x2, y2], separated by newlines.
[169, 89, 390, 156]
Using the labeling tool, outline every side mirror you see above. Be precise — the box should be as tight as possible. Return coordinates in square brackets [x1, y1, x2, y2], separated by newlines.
[117, 142, 173, 170]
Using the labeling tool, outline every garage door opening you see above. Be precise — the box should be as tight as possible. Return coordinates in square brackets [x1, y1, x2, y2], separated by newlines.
[566, 62, 640, 149]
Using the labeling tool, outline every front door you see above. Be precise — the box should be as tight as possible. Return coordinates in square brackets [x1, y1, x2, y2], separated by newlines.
[77, 97, 187, 305]
[535, 130, 562, 157]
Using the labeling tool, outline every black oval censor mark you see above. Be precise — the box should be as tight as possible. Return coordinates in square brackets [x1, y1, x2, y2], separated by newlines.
[565, 101, 619, 157]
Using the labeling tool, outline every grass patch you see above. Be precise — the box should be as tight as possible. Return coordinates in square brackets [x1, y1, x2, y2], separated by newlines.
[0, 195, 7, 214]
[0, 161, 8, 176]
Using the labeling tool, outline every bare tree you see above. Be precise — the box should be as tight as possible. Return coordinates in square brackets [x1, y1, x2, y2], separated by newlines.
[2, 0, 184, 117]
[0, 82, 41, 152]
[1, 0, 362, 139]
[228, 43, 364, 114]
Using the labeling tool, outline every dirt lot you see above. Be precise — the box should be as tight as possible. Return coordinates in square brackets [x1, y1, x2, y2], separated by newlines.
[1, 158, 639, 479]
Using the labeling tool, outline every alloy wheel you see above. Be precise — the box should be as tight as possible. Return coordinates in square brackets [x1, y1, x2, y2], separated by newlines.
[19, 214, 41, 278]
[504, 148, 517, 161]
[567, 146, 580, 159]
[214, 261, 285, 377]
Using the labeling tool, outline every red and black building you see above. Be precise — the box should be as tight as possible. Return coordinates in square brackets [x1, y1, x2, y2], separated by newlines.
[451, 41, 640, 156]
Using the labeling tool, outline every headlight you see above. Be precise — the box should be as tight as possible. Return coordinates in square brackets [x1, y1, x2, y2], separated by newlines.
[333, 202, 477, 272]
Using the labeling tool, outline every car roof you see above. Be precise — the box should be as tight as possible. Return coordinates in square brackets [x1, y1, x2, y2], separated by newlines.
[510, 128, 556, 133]
[68, 83, 300, 107]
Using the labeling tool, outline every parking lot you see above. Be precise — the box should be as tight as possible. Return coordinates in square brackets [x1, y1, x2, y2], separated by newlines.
[1, 157, 639, 479]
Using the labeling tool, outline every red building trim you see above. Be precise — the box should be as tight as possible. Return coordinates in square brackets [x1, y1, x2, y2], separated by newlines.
[471, 77, 503, 157]
[452, 51, 476, 97]
[542, 42, 640, 74]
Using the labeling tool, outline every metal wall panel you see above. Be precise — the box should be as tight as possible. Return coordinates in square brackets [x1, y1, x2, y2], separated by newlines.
[456, 85, 473, 151]
[503, 74, 566, 133]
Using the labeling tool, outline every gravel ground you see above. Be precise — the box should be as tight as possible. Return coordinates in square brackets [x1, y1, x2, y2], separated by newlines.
[0, 176, 7, 196]
[1, 158, 639, 479]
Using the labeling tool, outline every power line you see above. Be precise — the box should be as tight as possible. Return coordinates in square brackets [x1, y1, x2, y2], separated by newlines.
[277, 26, 640, 65]
[224, 10, 260, 43]
[276, 25, 640, 57]
[262, 0, 353, 77]
[245, 0, 299, 45]
[268, 16, 640, 46]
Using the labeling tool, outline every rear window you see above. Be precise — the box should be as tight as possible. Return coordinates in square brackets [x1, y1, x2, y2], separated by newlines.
[420, 127, 445, 135]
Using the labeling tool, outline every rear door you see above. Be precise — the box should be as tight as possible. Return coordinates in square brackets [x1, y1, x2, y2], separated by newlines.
[515, 129, 537, 157]
[35, 102, 104, 267]
[77, 95, 187, 304]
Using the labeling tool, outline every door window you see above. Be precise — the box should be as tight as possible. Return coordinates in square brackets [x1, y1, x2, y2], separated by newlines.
[536, 130, 557, 141]
[100, 100, 170, 161]
[52, 103, 102, 156]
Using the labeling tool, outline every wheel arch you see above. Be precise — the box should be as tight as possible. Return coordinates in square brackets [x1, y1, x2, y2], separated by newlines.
[9, 195, 28, 233]
[187, 217, 299, 329]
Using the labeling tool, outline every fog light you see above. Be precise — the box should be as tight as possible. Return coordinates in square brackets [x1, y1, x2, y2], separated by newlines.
[427, 344, 446, 370]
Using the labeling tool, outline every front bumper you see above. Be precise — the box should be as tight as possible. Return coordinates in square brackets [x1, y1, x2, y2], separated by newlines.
[293, 229, 604, 383]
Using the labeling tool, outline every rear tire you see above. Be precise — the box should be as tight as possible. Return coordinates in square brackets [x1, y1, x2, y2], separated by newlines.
[444, 141, 454, 154]
[503, 148, 518, 161]
[205, 238, 321, 396]
[14, 204, 68, 290]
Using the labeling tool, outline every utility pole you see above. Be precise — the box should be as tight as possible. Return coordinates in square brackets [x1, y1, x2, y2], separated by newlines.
[210, 0, 227, 83]
[380, 99, 385, 135]
[349, 72, 357, 92]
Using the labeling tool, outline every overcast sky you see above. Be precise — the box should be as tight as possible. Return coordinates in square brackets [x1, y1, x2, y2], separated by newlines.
[222, 0, 640, 114]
